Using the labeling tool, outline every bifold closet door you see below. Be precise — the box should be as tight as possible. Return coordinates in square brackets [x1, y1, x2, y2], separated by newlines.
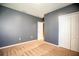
[70, 12, 79, 52]
[59, 15, 71, 49]
[59, 12, 79, 52]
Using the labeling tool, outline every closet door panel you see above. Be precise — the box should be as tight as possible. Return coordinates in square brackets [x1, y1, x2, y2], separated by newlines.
[59, 15, 71, 49]
[71, 13, 79, 52]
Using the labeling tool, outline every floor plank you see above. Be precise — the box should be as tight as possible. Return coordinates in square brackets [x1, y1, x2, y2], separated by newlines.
[0, 40, 79, 56]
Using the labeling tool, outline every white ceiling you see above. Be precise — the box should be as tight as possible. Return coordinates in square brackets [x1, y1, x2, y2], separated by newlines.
[2, 3, 72, 18]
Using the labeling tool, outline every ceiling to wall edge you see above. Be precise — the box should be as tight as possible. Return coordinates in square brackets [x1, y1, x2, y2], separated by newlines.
[0, 4, 42, 19]
[44, 3, 73, 17]
[0, 3, 72, 18]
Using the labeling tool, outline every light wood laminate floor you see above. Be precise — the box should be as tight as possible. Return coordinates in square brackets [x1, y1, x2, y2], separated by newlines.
[0, 40, 79, 56]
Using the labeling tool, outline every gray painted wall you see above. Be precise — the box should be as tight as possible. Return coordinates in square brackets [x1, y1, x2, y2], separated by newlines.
[0, 5, 41, 47]
[44, 3, 79, 45]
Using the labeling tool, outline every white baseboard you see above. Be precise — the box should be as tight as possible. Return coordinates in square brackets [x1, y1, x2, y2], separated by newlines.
[0, 40, 36, 49]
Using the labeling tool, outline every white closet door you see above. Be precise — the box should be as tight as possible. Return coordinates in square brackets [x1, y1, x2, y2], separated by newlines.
[71, 12, 79, 52]
[59, 12, 79, 52]
[59, 15, 71, 49]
